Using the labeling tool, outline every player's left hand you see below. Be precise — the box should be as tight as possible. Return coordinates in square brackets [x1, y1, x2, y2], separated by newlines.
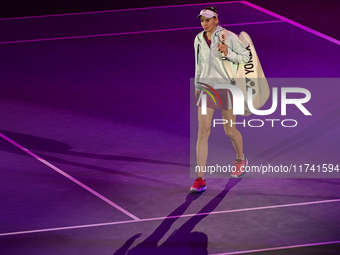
[217, 43, 228, 56]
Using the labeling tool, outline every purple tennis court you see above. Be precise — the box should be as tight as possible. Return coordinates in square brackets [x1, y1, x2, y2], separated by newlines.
[0, 1, 339, 254]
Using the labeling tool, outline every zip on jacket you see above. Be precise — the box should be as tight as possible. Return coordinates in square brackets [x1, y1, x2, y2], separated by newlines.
[194, 25, 250, 90]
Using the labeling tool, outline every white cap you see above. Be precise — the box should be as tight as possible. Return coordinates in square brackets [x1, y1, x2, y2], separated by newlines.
[197, 9, 218, 18]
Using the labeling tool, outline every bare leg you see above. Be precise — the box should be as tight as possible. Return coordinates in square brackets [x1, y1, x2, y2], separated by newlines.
[221, 109, 244, 160]
[196, 107, 215, 178]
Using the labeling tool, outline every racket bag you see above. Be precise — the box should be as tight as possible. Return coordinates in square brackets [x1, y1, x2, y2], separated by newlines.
[219, 30, 270, 116]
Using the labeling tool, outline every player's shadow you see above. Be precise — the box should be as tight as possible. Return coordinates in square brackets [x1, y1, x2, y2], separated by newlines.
[113, 178, 242, 255]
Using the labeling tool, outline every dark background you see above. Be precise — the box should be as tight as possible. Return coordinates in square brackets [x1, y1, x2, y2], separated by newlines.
[1, 0, 340, 41]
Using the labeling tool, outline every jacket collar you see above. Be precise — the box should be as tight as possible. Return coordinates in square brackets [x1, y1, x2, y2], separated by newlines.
[214, 25, 224, 34]
[199, 25, 224, 44]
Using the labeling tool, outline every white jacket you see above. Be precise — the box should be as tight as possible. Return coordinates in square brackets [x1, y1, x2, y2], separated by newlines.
[194, 26, 250, 90]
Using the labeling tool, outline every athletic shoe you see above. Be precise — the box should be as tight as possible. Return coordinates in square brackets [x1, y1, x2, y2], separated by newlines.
[189, 177, 206, 193]
[231, 156, 248, 178]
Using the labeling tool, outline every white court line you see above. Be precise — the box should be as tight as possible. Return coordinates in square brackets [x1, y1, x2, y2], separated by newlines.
[0, 1, 338, 46]
[211, 240, 340, 255]
[0, 198, 339, 237]
[0, 1, 241, 21]
[241, 1, 340, 45]
[0, 20, 283, 45]
[0, 132, 140, 221]
[1, 1, 339, 240]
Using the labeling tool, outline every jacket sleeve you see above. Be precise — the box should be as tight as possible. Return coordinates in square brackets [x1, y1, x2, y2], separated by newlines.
[225, 32, 249, 64]
[194, 35, 202, 91]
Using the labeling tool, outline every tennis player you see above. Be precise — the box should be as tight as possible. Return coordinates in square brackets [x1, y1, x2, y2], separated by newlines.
[190, 6, 250, 193]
